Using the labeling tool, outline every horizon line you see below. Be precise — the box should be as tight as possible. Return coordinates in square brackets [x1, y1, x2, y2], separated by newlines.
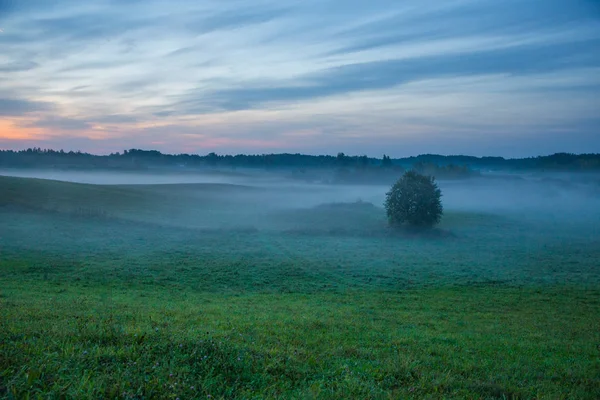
[2, 147, 599, 161]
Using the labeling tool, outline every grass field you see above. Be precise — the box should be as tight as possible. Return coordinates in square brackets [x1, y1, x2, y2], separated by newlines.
[1, 174, 599, 399]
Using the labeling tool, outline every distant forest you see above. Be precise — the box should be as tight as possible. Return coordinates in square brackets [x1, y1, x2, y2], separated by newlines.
[1, 148, 599, 175]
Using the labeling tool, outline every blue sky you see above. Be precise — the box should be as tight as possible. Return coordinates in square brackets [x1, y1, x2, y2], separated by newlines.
[1, 0, 599, 156]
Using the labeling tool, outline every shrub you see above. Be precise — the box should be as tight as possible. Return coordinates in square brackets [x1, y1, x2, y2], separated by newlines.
[385, 170, 443, 228]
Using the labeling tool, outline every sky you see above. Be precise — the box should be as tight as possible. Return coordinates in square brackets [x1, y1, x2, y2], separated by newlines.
[1, 0, 599, 157]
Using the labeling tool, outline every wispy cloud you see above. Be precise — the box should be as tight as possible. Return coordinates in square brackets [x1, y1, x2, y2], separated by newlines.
[24, 116, 93, 131]
[0, 98, 54, 116]
[0, 60, 39, 72]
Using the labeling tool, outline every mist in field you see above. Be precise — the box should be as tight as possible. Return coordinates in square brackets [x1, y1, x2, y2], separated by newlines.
[2, 167, 598, 218]
[2, 167, 599, 292]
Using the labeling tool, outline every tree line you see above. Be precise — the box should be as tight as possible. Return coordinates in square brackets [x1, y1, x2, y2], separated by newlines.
[0, 148, 598, 172]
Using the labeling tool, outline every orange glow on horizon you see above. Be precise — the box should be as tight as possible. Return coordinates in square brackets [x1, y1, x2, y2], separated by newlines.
[0, 119, 47, 140]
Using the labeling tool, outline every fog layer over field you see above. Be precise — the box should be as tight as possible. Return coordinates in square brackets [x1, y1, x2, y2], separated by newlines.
[1, 168, 599, 215]
[1, 167, 599, 289]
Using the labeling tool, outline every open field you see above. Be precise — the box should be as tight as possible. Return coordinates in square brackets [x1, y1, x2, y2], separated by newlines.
[1, 172, 600, 398]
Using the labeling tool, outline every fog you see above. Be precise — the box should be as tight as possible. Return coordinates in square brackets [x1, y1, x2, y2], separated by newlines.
[2, 166, 599, 290]
[0, 168, 256, 185]
[2, 168, 598, 217]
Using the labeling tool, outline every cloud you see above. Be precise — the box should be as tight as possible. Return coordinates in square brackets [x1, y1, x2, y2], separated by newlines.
[328, 0, 600, 56]
[0, 98, 54, 116]
[0, 60, 39, 72]
[184, 6, 290, 35]
[27, 116, 92, 131]
[152, 111, 174, 118]
[0, 0, 599, 156]
[31, 11, 156, 43]
[176, 37, 600, 112]
[18, 114, 139, 132]
[92, 114, 139, 124]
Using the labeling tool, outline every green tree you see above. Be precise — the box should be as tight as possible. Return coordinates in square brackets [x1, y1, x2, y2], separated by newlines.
[382, 154, 393, 168]
[385, 170, 443, 228]
[359, 155, 369, 168]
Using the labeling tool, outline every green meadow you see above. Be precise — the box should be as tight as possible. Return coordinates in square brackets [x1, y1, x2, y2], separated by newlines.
[1, 174, 599, 399]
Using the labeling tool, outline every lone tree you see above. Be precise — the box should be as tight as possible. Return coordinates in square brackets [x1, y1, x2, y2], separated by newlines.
[385, 170, 443, 228]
